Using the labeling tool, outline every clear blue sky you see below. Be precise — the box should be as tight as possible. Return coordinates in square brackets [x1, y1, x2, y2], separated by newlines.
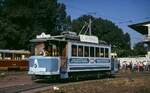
[58, 0, 150, 47]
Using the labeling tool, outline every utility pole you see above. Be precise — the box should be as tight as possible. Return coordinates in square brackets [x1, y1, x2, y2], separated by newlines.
[88, 12, 96, 36]
[89, 18, 92, 36]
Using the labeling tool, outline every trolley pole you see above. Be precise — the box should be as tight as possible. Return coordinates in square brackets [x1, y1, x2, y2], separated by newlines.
[89, 18, 92, 36]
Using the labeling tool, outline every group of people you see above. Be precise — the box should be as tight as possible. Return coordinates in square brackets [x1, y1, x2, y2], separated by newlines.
[122, 61, 150, 72]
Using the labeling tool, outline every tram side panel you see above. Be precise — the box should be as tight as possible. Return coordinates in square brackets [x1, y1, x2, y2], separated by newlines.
[67, 58, 111, 72]
[28, 56, 60, 77]
[0, 60, 28, 70]
[67, 42, 112, 74]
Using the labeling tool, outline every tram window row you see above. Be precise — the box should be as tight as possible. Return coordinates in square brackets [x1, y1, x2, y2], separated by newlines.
[71, 45, 109, 58]
[0, 53, 29, 60]
[0, 50, 30, 61]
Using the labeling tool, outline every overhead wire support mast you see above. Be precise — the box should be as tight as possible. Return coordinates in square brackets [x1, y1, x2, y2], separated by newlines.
[89, 18, 92, 36]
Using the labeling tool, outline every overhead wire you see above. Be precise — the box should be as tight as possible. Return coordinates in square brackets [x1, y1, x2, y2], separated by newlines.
[65, 3, 150, 25]
[64, 3, 150, 45]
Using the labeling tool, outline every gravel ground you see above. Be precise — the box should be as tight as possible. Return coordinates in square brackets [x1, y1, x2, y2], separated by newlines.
[0, 71, 56, 93]
[39, 71, 150, 93]
[0, 71, 33, 88]
[0, 71, 150, 93]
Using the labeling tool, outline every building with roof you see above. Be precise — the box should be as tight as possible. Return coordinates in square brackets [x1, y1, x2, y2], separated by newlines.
[129, 21, 150, 44]
[129, 21, 150, 57]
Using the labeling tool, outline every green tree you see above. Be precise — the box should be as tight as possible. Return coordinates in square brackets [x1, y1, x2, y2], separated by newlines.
[0, 0, 69, 49]
[133, 42, 147, 56]
[72, 15, 131, 57]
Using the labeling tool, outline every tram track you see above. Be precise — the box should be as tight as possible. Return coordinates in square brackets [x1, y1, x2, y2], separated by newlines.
[0, 83, 54, 93]
[0, 76, 113, 93]
[0, 77, 120, 93]
[0, 71, 149, 93]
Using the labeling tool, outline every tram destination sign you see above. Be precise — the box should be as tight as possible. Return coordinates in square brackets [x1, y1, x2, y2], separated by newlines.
[79, 35, 99, 44]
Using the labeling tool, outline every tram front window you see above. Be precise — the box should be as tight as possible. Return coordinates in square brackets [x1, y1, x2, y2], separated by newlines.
[34, 42, 59, 56]
[34, 43, 45, 56]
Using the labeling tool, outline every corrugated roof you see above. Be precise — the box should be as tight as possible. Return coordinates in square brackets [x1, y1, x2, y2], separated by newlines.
[0, 50, 30, 54]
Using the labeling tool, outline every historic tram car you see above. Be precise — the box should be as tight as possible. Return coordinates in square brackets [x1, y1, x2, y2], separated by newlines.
[28, 32, 112, 80]
[0, 50, 30, 70]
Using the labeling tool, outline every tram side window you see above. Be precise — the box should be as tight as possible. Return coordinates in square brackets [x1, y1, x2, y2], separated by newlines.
[4, 53, 12, 60]
[100, 48, 104, 57]
[90, 47, 94, 57]
[78, 46, 83, 57]
[1, 53, 5, 60]
[14, 54, 22, 60]
[84, 46, 89, 57]
[46, 45, 59, 56]
[21, 54, 28, 60]
[54, 46, 59, 56]
[72, 45, 77, 56]
[54, 45, 59, 56]
[96, 47, 100, 57]
[105, 48, 109, 58]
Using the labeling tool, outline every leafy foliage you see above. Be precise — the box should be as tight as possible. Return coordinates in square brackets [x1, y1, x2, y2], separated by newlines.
[72, 15, 131, 57]
[0, 1, 138, 57]
[133, 42, 147, 56]
[0, 0, 70, 49]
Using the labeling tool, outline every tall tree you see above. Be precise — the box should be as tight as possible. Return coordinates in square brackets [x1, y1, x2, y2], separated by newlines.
[72, 15, 131, 57]
[0, 0, 69, 49]
[133, 42, 147, 56]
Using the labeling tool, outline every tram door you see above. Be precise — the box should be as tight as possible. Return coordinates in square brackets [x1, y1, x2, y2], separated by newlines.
[60, 42, 68, 79]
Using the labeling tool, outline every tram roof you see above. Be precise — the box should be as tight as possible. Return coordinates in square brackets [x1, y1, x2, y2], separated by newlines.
[0, 49, 30, 54]
[30, 36, 110, 47]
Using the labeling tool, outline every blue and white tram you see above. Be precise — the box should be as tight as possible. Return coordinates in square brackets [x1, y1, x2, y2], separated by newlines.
[28, 32, 112, 80]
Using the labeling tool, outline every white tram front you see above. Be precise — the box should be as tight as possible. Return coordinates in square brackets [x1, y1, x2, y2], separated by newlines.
[28, 32, 112, 79]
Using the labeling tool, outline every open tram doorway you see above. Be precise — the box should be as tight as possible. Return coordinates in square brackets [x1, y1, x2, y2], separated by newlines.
[45, 40, 68, 78]
[35, 40, 68, 73]
[32, 40, 67, 57]
[45, 40, 68, 67]
[31, 39, 68, 78]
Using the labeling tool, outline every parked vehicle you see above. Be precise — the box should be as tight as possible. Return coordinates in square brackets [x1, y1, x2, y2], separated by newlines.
[0, 50, 30, 70]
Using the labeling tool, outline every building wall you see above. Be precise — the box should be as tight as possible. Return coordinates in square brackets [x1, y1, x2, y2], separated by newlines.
[117, 57, 150, 69]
